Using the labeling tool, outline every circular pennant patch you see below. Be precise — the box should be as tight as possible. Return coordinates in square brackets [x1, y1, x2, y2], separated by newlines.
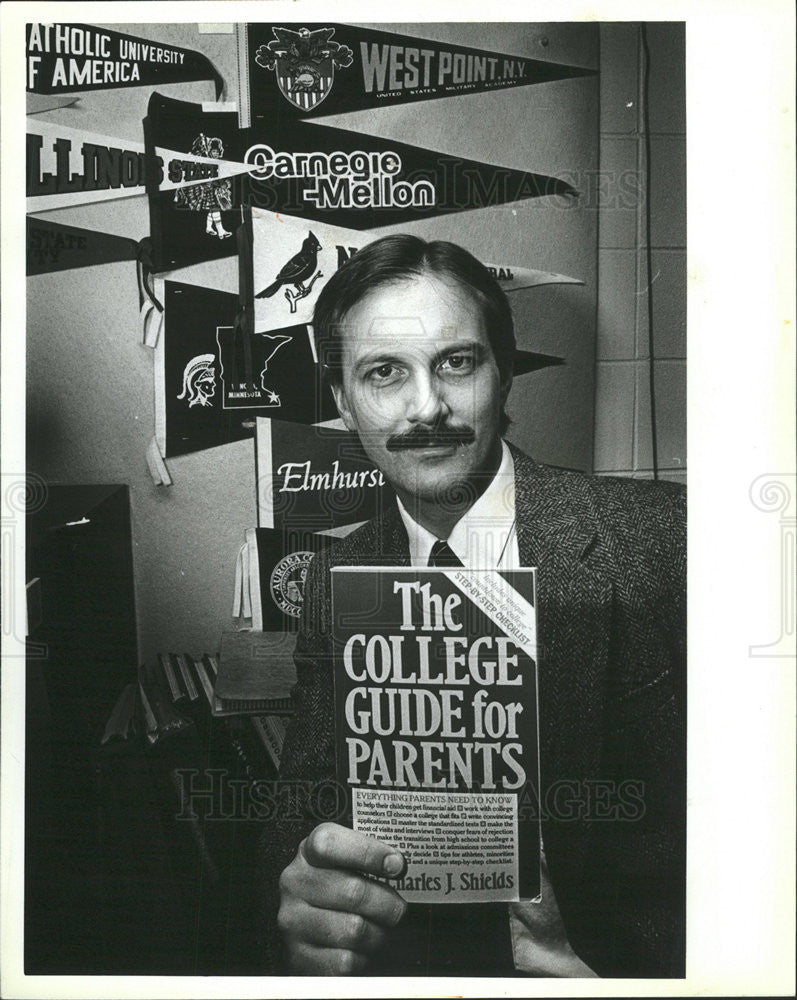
[269, 551, 314, 618]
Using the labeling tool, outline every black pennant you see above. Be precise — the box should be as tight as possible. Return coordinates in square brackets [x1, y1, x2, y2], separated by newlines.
[249, 527, 331, 630]
[27, 23, 224, 99]
[144, 93, 243, 272]
[239, 22, 595, 122]
[26, 218, 140, 275]
[243, 117, 577, 230]
[144, 93, 577, 270]
[160, 281, 337, 459]
[256, 418, 393, 532]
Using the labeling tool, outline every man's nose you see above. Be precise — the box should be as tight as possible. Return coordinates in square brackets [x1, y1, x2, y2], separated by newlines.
[405, 370, 449, 424]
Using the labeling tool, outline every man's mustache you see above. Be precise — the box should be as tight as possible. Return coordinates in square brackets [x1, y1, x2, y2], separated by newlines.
[385, 423, 476, 451]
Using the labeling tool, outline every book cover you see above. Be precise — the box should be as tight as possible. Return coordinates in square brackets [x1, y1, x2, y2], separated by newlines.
[138, 660, 193, 746]
[211, 629, 297, 716]
[250, 714, 289, 771]
[331, 567, 541, 903]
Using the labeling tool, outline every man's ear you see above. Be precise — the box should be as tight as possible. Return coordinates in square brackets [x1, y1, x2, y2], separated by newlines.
[330, 381, 356, 432]
[499, 369, 513, 408]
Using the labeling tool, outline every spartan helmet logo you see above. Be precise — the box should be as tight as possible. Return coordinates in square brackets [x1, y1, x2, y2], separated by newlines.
[178, 354, 216, 407]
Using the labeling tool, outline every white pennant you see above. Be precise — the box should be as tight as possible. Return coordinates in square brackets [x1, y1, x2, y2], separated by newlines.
[251, 208, 582, 335]
[27, 119, 252, 213]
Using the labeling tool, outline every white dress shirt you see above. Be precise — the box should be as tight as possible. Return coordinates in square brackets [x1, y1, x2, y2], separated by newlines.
[394, 439, 597, 976]
[396, 439, 519, 568]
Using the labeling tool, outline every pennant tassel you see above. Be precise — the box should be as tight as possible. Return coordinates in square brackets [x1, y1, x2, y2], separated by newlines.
[242, 536, 253, 622]
[232, 542, 245, 619]
[136, 239, 164, 347]
[146, 436, 173, 486]
[140, 300, 164, 348]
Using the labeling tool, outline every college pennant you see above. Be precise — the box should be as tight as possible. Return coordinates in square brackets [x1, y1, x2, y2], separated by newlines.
[144, 93, 245, 271]
[27, 23, 224, 98]
[255, 417, 394, 532]
[26, 118, 252, 213]
[27, 217, 140, 275]
[237, 23, 594, 123]
[155, 280, 337, 460]
[26, 93, 79, 115]
[246, 207, 583, 335]
[143, 93, 577, 271]
[242, 116, 577, 230]
[235, 527, 333, 631]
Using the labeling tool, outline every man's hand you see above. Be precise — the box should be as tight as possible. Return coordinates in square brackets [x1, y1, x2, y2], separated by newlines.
[278, 822, 408, 975]
[508, 850, 598, 977]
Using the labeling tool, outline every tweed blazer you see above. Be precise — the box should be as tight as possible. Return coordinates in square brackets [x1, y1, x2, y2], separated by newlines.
[255, 447, 686, 978]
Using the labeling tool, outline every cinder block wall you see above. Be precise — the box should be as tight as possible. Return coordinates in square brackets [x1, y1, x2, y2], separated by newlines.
[595, 23, 686, 483]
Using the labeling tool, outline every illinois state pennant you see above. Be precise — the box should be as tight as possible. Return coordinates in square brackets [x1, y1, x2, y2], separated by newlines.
[144, 93, 244, 270]
[247, 207, 583, 335]
[26, 118, 251, 213]
[243, 117, 577, 230]
[237, 23, 594, 123]
[156, 280, 337, 459]
[27, 23, 224, 98]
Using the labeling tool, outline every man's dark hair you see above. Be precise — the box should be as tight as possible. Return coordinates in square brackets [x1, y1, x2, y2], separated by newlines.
[313, 236, 516, 435]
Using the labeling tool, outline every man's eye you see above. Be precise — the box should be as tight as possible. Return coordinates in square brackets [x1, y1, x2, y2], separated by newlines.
[368, 363, 400, 382]
[440, 353, 475, 374]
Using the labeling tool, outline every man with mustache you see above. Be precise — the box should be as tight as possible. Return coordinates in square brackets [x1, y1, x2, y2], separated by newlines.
[257, 235, 686, 978]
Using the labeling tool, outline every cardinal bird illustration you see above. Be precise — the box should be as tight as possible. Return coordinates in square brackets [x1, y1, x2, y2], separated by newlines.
[256, 232, 323, 313]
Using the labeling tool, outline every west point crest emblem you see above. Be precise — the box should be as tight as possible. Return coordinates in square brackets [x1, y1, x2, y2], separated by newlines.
[254, 27, 353, 112]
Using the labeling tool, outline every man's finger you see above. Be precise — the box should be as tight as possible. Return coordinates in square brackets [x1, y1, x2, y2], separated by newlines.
[279, 899, 388, 953]
[286, 940, 368, 976]
[301, 822, 405, 879]
[287, 862, 407, 927]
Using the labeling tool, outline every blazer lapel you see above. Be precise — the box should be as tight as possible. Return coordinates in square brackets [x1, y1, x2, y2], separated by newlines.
[510, 449, 614, 885]
[375, 505, 411, 566]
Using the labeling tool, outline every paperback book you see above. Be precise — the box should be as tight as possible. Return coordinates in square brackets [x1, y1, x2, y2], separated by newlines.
[331, 566, 541, 903]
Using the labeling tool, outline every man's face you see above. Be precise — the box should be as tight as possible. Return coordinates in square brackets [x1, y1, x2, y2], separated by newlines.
[330, 274, 511, 506]
[197, 370, 215, 400]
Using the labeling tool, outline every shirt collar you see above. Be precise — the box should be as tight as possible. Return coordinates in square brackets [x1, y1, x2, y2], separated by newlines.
[396, 440, 516, 567]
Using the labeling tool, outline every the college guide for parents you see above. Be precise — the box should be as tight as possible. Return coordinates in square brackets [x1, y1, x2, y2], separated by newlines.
[332, 567, 541, 903]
